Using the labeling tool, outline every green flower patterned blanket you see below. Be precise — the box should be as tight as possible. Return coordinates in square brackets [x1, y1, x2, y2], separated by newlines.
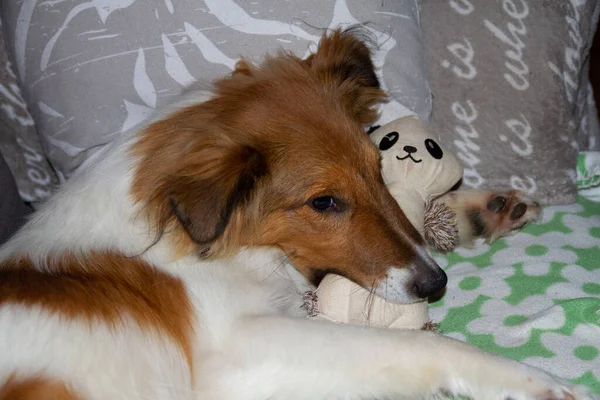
[431, 194, 600, 394]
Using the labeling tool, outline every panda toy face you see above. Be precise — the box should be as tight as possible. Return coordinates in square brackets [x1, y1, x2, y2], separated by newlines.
[369, 116, 463, 200]
[378, 130, 445, 164]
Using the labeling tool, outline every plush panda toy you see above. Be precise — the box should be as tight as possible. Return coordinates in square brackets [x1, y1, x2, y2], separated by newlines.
[308, 116, 463, 330]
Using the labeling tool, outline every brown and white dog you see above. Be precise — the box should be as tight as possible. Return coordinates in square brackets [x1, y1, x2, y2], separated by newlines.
[0, 29, 595, 400]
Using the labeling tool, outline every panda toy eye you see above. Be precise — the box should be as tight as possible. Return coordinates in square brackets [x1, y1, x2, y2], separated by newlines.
[425, 139, 443, 159]
[379, 131, 399, 151]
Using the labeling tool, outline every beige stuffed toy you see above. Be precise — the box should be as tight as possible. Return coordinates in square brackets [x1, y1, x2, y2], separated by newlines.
[309, 116, 463, 330]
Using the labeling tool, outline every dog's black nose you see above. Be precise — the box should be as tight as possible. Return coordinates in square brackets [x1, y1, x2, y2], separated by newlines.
[414, 267, 447, 298]
[403, 145, 417, 154]
[409, 248, 448, 298]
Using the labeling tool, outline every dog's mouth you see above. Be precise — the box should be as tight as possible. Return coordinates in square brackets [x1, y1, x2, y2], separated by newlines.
[396, 154, 422, 163]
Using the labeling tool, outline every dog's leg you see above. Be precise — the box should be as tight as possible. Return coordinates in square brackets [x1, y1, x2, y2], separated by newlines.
[202, 316, 595, 400]
[434, 189, 541, 249]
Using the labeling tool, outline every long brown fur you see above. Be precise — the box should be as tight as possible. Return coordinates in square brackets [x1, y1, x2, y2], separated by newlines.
[131, 28, 425, 288]
[0, 253, 194, 373]
[0, 374, 81, 400]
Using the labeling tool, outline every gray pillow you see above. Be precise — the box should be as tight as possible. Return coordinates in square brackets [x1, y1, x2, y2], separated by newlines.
[419, 0, 600, 205]
[0, 19, 56, 204]
[0, 0, 431, 180]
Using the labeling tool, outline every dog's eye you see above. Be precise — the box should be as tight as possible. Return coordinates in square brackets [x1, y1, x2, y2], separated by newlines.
[379, 131, 399, 151]
[311, 196, 336, 212]
[424, 139, 443, 159]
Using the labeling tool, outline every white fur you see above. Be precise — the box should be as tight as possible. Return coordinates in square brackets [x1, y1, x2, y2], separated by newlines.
[0, 90, 596, 400]
[374, 266, 415, 304]
[0, 305, 191, 400]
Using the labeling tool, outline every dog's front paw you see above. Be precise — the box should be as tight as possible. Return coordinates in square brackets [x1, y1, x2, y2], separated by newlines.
[436, 382, 598, 400]
[545, 384, 599, 400]
[435, 364, 598, 400]
[479, 190, 541, 244]
[525, 381, 598, 400]
[505, 377, 598, 400]
[439, 189, 541, 247]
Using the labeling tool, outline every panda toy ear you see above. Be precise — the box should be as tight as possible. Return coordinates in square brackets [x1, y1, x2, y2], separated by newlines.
[366, 125, 381, 135]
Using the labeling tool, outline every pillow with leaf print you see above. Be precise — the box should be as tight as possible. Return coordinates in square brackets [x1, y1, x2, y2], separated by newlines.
[0, 0, 431, 181]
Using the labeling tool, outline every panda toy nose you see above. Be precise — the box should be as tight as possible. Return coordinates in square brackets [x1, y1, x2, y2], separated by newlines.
[403, 145, 417, 154]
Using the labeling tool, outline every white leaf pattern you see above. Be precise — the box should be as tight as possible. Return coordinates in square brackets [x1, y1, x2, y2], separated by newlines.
[161, 33, 195, 87]
[45, 133, 89, 157]
[164, 0, 174, 14]
[121, 99, 153, 133]
[93, 0, 137, 24]
[204, 0, 319, 42]
[41, 2, 95, 71]
[14, 0, 37, 79]
[133, 48, 157, 108]
[38, 101, 65, 118]
[184, 22, 236, 70]
[329, 0, 359, 30]
[40, 0, 136, 71]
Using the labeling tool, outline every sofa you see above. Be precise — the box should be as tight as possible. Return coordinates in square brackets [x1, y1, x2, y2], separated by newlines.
[1, 0, 599, 394]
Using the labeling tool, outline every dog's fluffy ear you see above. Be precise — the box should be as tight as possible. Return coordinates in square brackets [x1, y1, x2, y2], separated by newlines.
[232, 59, 254, 77]
[306, 28, 387, 124]
[165, 144, 268, 251]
